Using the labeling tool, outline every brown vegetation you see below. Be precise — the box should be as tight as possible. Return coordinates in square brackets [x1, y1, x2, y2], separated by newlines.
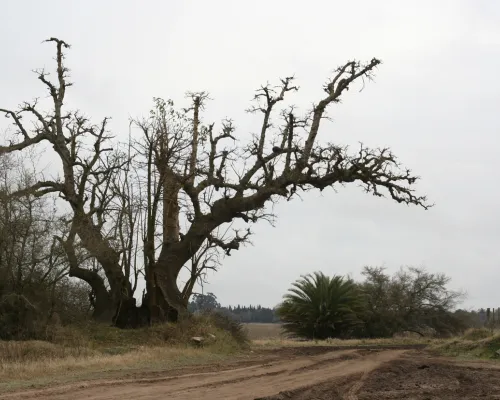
[0, 313, 247, 391]
[244, 323, 284, 340]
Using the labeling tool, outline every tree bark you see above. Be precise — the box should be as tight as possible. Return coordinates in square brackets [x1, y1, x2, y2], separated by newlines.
[162, 171, 181, 245]
[71, 214, 137, 326]
[58, 232, 117, 323]
[92, 290, 115, 323]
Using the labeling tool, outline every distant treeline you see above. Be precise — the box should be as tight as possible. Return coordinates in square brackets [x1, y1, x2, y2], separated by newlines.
[220, 305, 279, 323]
[188, 292, 496, 333]
[188, 293, 279, 323]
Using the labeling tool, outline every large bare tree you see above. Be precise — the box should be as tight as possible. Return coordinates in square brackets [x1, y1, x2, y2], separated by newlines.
[0, 38, 429, 326]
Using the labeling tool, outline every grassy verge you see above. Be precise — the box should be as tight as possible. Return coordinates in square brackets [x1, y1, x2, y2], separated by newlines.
[431, 328, 500, 360]
[252, 336, 436, 349]
[0, 314, 248, 392]
[249, 326, 500, 361]
[1, 344, 241, 392]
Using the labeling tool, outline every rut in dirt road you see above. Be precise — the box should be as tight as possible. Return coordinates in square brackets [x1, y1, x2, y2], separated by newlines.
[0, 349, 405, 400]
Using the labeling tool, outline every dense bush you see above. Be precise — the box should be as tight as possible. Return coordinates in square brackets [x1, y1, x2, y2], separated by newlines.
[0, 294, 39, 340]
[201, 309, 249, 345]
[358, 266, 465, 338]
[0, 280, 92, 340]
[276, 272, 364, 340]
[277, 267, 469, 340]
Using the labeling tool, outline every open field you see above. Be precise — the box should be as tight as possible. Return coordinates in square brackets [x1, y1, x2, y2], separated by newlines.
[244, 323, 284, 340]
[2, 345, 500, 399]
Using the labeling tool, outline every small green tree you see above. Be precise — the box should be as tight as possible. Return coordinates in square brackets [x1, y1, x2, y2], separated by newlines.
[188, 292, 220, 313]
[276, 272, 364, 339]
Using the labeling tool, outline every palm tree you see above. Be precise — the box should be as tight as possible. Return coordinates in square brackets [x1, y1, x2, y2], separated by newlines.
[276, 272, 364, 340]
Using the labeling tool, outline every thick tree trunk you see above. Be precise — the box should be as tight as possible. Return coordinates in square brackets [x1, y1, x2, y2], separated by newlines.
[162, 171, 181, 244]
[142, 248, 197, 324]
[69, 214, 140, 326]
[140, 247, 188, 324]
[60, 231, 126, 325]
[74, 214, 130, 298]
[112, 296, 151, 328]
[92, 293, 116, 323]
[81, 212, 220, 327]
[154, 267, 189, 320]
[148, 214, 223, 322]
[144, 287, 178, 323]
[144, 167, 187, 322]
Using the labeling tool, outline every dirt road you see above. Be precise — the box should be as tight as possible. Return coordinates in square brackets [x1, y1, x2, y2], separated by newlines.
[2, 346, 500, 399]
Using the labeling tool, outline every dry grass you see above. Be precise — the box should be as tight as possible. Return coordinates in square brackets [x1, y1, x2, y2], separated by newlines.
[432, 328, 500, 360]
[252, 336, 437, 349]
[0, 342, 237, 390]
[0, 315, 247, 392]
[244, 323, 284, 340]
[244, 323, 436, 348]
[461, 327, 495, 341]
[246, 327, 500, 362]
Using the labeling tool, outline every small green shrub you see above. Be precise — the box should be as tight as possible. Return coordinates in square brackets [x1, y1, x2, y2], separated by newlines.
[201, 310, 249, 345]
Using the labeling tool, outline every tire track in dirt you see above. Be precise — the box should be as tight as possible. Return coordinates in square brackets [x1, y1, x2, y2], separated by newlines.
[342, 370, 368, 400]
[0, 349, 405, 400]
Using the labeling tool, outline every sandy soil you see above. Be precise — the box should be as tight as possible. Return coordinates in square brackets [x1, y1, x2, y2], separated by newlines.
[2, 346, 500, 400]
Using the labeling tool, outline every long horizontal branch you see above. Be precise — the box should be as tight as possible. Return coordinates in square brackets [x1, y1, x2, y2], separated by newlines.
[6, 181, 66, 198]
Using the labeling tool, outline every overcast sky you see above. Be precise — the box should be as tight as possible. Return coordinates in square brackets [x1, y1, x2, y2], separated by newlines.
[1, 0, 499, 310]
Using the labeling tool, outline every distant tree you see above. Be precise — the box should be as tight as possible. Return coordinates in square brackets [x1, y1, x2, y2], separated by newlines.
[358, 266, 465, 337]
[221, 304, 277, 323]
[187, 294, 279, 323]
[188, 292, 220, 313]
[276, 272, 364, 339]
[453, 309, 482, 329]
